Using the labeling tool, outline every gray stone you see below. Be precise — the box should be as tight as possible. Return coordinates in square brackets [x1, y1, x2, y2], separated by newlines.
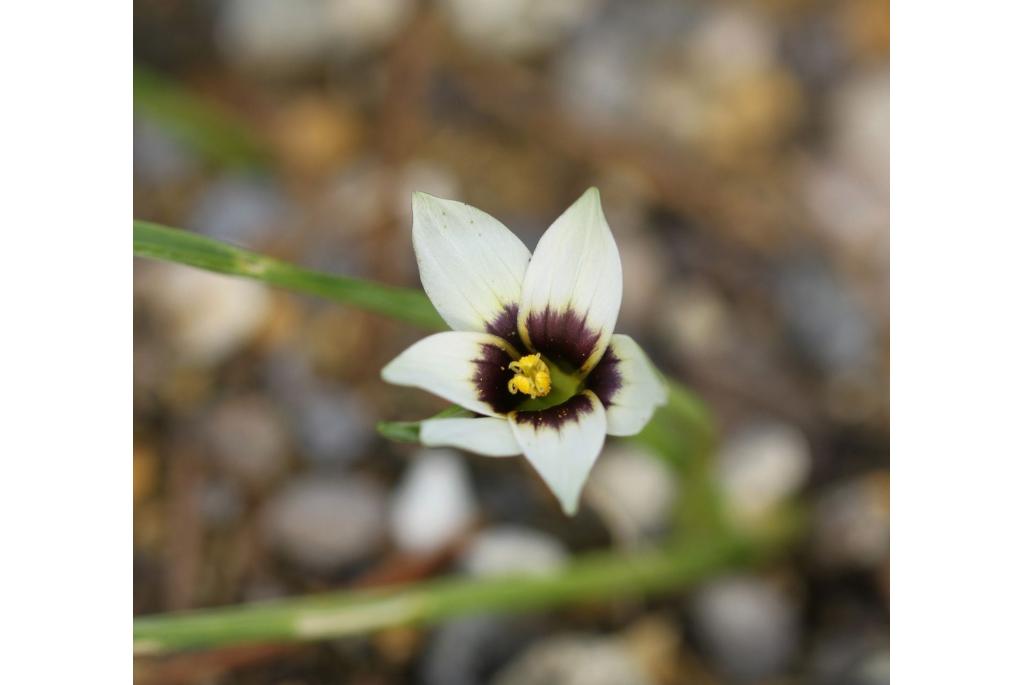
[137, 263, 271, 367]
[658, 280, 734, 363]
[812, 473, 889, 568]
[187, 174, 290, 246]
[459, 526, 569, 578]
[134, 116, 197, 185]
[421, 616, 535, 685]
[691, 575, 799, 682]
[263, 475, 387, 571]
[441, 0, 603, 58]
[293, 385, 374, 466]
[491, 635, 654, 685]
[583, 445, 677, 546]
[216, 0, 331, 74]
[774, 256, 876, 375]
[323, 0, 413, 57]
[205, 395, 291, 489]
[830, 70, 890, 195]
[716, 420, 811, 522]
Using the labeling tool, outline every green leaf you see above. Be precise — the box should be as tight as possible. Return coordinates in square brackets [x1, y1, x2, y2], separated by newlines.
[134, 221, 447, 331]
[134, 64, 268, 168]
[376, 406, 474, 443]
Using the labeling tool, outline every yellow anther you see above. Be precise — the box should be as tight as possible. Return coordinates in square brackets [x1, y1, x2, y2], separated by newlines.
[507, 354, 552, 399]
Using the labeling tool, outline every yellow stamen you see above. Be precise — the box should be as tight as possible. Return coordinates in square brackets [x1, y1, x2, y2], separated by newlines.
[507, 354, 552, 399]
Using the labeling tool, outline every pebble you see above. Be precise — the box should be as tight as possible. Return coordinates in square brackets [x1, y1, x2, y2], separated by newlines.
[583, 446, 677, 546]
[716, 420, 811, 522]
[779, 12, 849, 90]
[459, 526, 569, 577]
[293, 385, 374, 466]
[134, 116, 197, 186]
[802, 157, 889, 259]
[324, 0, 413, 57]
[390, 450, 477, 554]
[830, 69, 890, 195]
[204, 395, 291, 489]
[265, 351, 375, 466]
[187, 174, 290, 246]
[491, 635, 654, 685]
[421, 616, 536, 685]
[216, 0, 331, 74]
[555, 1, 696, 134]
[263, 475, 387, 571]
[774, 256, 875, 376]
[324, 160, 389, 239]
[687, 6, 776, 84]
[690, 575, 799, 682]
[138, 263, 271, 367]
[658, 280, 733, 362]
[812, 471, 889, 568]
[441, 0, 603, 58]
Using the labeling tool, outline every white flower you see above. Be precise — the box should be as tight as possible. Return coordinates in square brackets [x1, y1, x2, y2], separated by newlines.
[382, 188, 668, 515]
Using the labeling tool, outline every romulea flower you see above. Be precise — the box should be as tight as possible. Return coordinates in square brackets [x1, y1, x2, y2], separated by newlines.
[382, 188, 668, 515]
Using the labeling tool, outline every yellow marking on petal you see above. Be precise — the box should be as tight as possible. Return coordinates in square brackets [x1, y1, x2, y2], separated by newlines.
[506, 354, 552, 399]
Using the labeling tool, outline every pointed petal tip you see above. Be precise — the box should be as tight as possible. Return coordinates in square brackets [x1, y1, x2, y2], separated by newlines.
[412, 191, 452, 211]
[559, 497, 580, 517]
[380, 358, 399, 383]
[659, 380, 670, 405]
[574, 186, 603, 211]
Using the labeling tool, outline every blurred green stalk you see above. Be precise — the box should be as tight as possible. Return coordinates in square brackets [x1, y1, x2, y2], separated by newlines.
[134, 65, 268, 168]
[135, 510, 800, 655]
[134, 221, 447, 331]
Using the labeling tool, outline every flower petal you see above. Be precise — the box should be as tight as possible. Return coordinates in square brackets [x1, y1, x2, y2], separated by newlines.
[508, 390, 607, 515]
[382, 332, 522, 417]
[587, 334, 668, 436]
[517, 188, 623, 374]
[413, 192, 532, 347]
[421, 417, 522, 457]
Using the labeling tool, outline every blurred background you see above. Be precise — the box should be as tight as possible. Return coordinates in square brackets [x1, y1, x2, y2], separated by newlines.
[134, 0, 888, 682]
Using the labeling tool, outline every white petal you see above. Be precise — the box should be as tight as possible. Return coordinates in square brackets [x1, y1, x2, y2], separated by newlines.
[517, 188, 623, 374]
[381, 332, 521, 418]
[508, 390, 608, 515]
[413, 192, 532, 341]
[421, 417, 522, 457]
[589, 334, 668, 436]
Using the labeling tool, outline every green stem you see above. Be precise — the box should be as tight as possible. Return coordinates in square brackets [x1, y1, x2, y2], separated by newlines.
[134, 221, 446, 331]
[134, 65, 268, 168]
[135, 512, 800, 656]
